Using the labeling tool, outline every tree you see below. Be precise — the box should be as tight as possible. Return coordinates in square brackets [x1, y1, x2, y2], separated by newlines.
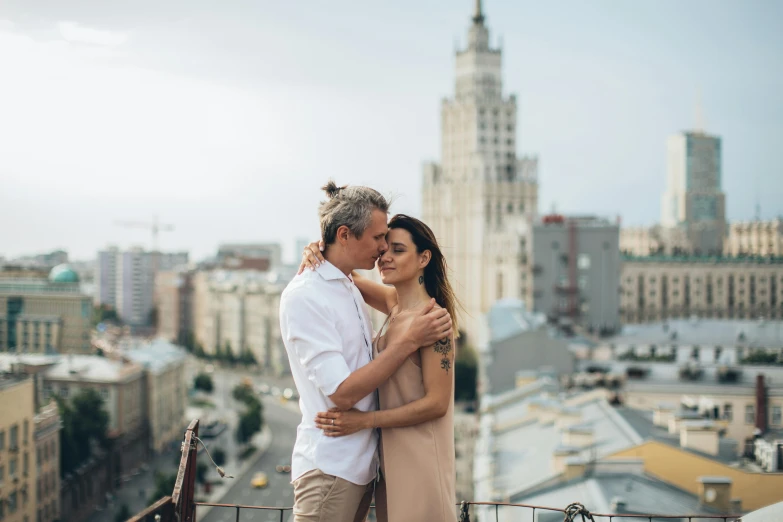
[147, 471, 177, 505]
[233, 385, 264, 444]
[114, 504, 131, 522]
[224, 341, 236, 365]
[194, 373, 214, 393]
[194, 343, 207, 359]
[92, 304, 120, 326]
[196, 461, 208, 484]
[180, 330, 196, 353]
[454, 344, 478, 403]
[57, 388, 110, 477]
[232, 383, 254, 403]
[148, 306, 158, 329]
[239, 348, 257, 366]
[236, 400, 263, 444]
[212, 447, 226, 467]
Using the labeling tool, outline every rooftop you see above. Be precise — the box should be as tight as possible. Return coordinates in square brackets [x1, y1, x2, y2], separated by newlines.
[121, 338, 188, 374]
[0, 353, 143, 383]
[0, 278, 86, 295]
[476, 386, 643, 503]
[615, 407, 739, 464]
[509, 468, 722, 522]
[606, 319, 783, 348]
[622, 253, 783, 264]
[485, 298, 547, 344]
[0, 373, 31, 392]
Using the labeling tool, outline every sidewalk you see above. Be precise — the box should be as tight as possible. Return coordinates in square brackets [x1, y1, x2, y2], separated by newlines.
[195, 424, 273, 522]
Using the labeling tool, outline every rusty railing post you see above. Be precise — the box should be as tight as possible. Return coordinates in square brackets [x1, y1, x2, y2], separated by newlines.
[172, 419, 200, 522]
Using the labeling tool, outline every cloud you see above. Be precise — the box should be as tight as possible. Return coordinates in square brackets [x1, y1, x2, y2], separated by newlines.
[58, 21, 127, 47]
[0, 19, 14, 31]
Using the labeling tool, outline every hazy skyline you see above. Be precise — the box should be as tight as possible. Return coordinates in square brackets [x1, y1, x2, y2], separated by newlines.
[1, 0, 781, 262]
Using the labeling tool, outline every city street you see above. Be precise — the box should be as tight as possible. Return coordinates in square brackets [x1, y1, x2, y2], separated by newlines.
[86, 359, 301, 522]
[199, 396, 299, 522]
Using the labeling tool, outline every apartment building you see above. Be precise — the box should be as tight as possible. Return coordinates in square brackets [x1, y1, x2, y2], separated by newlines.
[725, 219, 783, 257]
[0, 377, 36, 522]
[193, 270, 287, 373]
[620, 255, 783, 322]
[0, 266, 92, 354]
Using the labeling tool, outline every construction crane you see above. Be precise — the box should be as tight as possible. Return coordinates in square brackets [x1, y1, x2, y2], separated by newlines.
[114, 215, 174, 251]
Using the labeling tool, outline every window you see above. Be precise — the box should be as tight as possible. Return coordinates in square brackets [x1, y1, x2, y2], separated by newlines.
[23, 452, 28, 475]
[10, 424, 18, 449]
[23, 421, 28, 445]
[773, 406, 782, 426]
[9, 458, 17, 478]
[9, 491, 18, 513]
[0, 430, 4, 450]
[745, 404, 755, 424]
[578, 254, 591, 270]
[0, 464, 4, 484]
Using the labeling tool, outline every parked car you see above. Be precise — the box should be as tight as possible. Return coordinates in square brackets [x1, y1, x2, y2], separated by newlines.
[251, 472, 268, 489]
[275, 462, 292, 474]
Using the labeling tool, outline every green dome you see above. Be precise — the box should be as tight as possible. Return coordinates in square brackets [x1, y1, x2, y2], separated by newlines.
[49, 264, 80, 283]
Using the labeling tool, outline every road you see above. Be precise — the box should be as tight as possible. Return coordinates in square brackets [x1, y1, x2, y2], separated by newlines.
[200, 396, 299, 522]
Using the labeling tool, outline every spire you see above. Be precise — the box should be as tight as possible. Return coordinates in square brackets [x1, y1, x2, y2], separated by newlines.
[694, 88, 706, 135]
[473, 0, 485, 25]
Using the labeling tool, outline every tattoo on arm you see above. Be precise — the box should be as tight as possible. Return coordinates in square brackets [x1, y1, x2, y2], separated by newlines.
[433, 337, 452, 373]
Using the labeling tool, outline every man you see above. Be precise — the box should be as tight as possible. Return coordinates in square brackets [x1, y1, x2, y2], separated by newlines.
[279, 181, 453, 521]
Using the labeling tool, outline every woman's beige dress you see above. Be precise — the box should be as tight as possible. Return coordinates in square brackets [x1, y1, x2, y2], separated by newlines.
[372, 313, 456, 522]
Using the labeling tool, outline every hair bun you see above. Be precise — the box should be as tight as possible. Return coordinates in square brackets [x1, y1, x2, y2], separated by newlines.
[321, 179, 347, 199]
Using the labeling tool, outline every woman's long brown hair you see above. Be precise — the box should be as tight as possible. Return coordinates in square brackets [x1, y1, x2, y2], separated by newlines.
[388, 214, 462, 337]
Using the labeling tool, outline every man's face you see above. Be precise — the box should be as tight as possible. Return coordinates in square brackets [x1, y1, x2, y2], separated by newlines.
[346, 209, 389, 270]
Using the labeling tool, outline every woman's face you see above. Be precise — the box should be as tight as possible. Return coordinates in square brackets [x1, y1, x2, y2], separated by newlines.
[377, 228, 427, 285]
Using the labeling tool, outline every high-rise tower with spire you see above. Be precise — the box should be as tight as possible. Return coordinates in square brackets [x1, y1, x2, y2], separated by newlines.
[422, 1, 539, 344]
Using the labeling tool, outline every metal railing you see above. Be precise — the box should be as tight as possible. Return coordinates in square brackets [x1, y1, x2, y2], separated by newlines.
[128, 419, 746, 522]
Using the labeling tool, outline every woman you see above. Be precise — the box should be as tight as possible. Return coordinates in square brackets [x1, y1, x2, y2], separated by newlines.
[300, 214, 459, 522]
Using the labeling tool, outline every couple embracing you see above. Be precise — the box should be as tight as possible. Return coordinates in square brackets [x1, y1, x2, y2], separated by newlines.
[279, 180, 460, 521]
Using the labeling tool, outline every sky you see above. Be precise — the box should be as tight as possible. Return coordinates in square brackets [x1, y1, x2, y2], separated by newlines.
[1, 0, 781, 263]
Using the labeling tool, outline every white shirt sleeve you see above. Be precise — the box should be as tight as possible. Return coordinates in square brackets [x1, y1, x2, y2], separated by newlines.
[281, 288, 352, 396]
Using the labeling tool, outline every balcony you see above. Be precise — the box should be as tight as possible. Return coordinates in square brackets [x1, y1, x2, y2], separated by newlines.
[129, 419, 753, 522]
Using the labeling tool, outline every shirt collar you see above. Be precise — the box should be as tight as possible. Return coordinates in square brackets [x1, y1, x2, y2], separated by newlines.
[316, 260, 351, 282]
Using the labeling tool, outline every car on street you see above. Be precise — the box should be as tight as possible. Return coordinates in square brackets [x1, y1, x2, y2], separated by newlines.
[283, 388, 299, 400]
[275, 462, 291, 474]
[250, 472, 268, 489]
[257, 383, 270, 395]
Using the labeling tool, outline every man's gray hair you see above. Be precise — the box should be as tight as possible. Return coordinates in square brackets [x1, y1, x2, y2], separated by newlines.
[319, 180, 390, 245]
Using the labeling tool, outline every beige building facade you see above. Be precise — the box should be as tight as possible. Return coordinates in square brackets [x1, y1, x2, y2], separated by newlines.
[421, 2, 538, 344]
[0, 377, 36, 522]
[620, 225, 692, 256]
[193, 271, 287, 373]
[121, 339, 187, 454]
[0, 276, 92, 355]
[620, 256, 783, 323]
[154, 270, 194, 346]
[33, 401, 60, 522]
[724, 219, 783, 257]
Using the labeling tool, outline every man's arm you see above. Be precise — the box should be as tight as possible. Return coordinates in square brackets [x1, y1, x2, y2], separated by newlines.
[329, 299, 452, 410]
[283, 290, 452, 411]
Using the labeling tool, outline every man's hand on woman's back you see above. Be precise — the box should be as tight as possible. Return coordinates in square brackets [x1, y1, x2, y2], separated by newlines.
[402, 299, 452, 354]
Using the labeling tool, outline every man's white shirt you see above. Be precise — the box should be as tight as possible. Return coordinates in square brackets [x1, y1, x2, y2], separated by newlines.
[279, 261, 379, 486]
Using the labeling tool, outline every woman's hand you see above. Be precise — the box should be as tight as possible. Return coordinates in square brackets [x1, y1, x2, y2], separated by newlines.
[315, 408, 372, 437]
[297, 240, 326, 274]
